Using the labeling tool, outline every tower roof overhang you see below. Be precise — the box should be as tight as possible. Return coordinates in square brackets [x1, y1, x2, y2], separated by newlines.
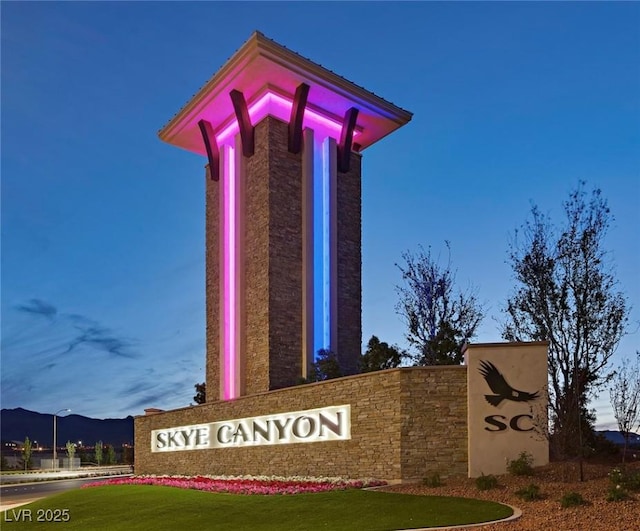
[159, 31, 413, 155]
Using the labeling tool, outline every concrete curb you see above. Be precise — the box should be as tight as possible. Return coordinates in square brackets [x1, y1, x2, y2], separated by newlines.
[397, 503, 522, 530]
[363, 487, 522, 530]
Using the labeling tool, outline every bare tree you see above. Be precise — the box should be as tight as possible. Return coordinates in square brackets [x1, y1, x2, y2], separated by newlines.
[396, 242, 484, 365]
[503, 183, 629, 470]
[609, 352, 640, 464]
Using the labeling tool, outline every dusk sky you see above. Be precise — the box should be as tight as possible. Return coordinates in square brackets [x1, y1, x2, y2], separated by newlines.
[2, 2, 638, 430]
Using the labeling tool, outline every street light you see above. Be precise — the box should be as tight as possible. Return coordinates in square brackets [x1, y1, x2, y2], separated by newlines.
[53, 408, 71, 470]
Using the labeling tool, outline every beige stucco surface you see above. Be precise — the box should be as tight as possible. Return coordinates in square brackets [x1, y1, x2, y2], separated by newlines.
[466, 342, 549, 478]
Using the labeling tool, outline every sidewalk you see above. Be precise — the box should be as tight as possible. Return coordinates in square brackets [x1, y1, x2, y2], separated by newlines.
[1, 467, 131, 512]
[1, 498, 42, 512]
[0, 466, 130, 485]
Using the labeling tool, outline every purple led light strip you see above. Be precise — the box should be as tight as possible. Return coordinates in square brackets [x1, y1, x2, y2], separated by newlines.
[322, 139, 331, 349]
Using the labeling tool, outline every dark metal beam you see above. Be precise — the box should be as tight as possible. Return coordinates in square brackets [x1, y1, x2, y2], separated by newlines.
[288, 83, 310, 154]
[337, 107, 359, 173]
[198, 119, 220, 181]
[229, 89, 255, 157]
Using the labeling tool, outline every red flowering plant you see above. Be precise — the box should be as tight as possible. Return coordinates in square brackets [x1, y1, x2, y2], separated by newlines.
[83, 475, 386, 495]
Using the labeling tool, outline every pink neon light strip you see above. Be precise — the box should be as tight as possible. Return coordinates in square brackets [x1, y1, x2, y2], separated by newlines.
[223, 144, 237, 399]
[215, 92, 359, 144]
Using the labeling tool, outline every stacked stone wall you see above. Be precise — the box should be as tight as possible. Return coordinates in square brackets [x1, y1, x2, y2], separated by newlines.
[399, 368, 468, 480]
[135, 366, 467, 481]
[266, 117, 303, 389]
[205, 164, 221, 401]
[336, 152, 362, 375]
[242, 119, 272, 395]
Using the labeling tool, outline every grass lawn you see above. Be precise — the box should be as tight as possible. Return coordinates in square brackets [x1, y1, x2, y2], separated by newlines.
[1, 485, 512, 530]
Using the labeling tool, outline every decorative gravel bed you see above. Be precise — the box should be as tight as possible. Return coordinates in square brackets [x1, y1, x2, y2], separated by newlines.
[382, 461, 640, 530]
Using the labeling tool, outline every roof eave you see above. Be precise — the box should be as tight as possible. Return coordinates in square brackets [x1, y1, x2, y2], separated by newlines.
[158, 32, 412, 145]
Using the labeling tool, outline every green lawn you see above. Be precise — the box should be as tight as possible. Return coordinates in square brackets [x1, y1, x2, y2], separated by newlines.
[1, 486, 513, 530]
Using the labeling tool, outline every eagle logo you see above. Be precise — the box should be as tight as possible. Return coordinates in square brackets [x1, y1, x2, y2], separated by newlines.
[478, 360, 540, 407]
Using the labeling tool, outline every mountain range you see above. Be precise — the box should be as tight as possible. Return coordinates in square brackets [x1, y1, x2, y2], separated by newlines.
[2, 407, 638, 450]
[1, 408, 134, 447]
[598, 429, 640, 447]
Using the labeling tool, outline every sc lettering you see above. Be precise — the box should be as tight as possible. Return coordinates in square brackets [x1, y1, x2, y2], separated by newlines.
[484, 414, 534, 432]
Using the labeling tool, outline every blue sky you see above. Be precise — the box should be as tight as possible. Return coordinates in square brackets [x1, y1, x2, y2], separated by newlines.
[2, 2, 638, 428]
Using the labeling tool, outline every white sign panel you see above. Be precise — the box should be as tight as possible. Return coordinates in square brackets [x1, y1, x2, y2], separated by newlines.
[151, 405, 351, 452]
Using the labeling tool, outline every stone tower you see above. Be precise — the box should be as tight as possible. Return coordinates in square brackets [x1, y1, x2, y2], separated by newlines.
[158, 32, 412, 401]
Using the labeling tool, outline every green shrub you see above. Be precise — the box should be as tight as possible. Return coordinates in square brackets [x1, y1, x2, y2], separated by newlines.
[422, 473, 443, 488]
[507, 452, 534, 476]
[515, 483, 543, 501]
[609, 467, 624, 486]
[475, 473, 498, 491]
[609, 467, 640, 492]
[606, 485, 631, 502]
[560, 491, 587, 508]
[624, 470, 640, 491]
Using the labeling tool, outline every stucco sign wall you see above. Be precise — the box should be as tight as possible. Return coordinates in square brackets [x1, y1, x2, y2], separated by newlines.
[465, 342, 549, 478]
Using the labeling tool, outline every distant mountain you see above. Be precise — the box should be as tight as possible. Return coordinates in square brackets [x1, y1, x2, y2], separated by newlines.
[1, 408, 134, 447]
[598, 430, 640, 447]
